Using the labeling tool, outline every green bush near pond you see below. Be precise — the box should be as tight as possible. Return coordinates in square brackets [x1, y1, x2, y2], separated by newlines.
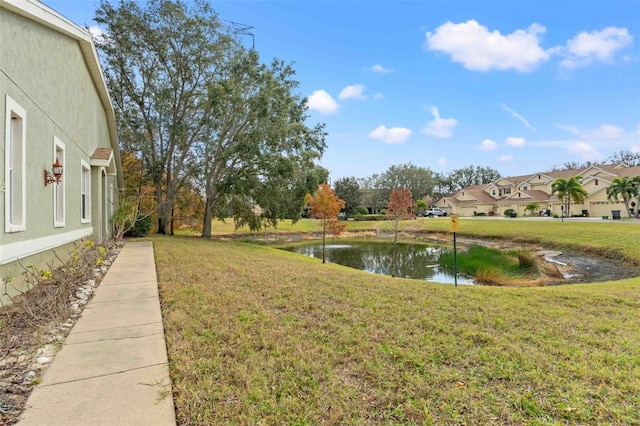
[352, 214, 389, 221]
[439, 245, 538, 282]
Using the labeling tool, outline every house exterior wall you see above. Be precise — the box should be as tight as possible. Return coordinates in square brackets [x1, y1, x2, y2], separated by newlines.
[0, 4, 121, 301]
[443, 165, 637, 219]
[459, 205, 479, 216]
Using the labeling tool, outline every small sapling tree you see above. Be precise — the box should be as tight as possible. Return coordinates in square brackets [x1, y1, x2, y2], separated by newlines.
[387, 188, 414, 245]
[305, 184, 345, 263]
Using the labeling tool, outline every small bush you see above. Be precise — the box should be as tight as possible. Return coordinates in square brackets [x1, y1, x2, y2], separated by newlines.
[440, 245, 540, 284]
[352, 214, 389, 221]
[476, 212, 487, 216]
[474, 266, 506, 285]
[516, 251, 538, 271]
[504, 209, 515, 217]
[355, 206, 369, 215]
[125, 215, 152, 237]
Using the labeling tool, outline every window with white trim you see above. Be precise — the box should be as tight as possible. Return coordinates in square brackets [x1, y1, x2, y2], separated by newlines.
[81, 161, 90, 223]
[53, 138, 65, 227]
[5, 95, 26, 232]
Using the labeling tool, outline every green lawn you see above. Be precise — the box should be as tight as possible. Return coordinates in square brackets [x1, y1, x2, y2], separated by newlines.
[154, 220, 640, 425]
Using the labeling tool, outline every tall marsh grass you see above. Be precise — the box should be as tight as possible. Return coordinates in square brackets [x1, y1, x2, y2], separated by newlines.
[439, 244, 541, 285]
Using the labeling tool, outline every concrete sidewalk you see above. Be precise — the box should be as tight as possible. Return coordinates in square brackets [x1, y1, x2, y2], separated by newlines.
[19, 241, 176, 425]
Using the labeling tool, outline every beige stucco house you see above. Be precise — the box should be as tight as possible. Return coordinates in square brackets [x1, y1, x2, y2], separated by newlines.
[1, 0, 123, 301]
[436, 164, 640, 218]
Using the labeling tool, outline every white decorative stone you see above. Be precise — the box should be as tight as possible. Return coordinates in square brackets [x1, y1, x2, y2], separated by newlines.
[23, 371, 36, 383]
[37, 357, 50, 365]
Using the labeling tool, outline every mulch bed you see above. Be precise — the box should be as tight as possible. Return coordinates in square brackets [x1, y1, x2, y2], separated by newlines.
[0, 241, 121, 425]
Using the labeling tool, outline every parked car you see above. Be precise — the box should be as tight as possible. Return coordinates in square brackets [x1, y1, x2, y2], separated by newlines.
[423, 208, 448, 217]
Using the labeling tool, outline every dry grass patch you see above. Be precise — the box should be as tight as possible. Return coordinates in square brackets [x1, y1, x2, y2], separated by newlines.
[155, 236, 640, 425]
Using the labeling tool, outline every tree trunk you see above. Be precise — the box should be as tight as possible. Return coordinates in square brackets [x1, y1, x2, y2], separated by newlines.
[155, 181, 168, 235]
[201, 201, 213, 237]
[623, 197, 631, 217]
[322, 218, 326, 263]
[391, 243, 398, 278]
[157, 202, 169, 235]
[170, 205, 175, 236]
[393, 217, 399, 245]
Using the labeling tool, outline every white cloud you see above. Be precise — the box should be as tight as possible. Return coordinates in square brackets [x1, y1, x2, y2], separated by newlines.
[423, 107, 457, 138]
[498, 155, 513, 161]
[339, 85, 366, 100]
[373, 93, 384, 99]
[368, 125, 412, 144]
[479, 139, 498, 151]
[555, 124, 580, 136]
[89, 26, 106, 43]
[557, 124, 625, 141]
[425, 20, 552, 72]
[307, 90, 339, 115]
[567, 142, 602, 160]
[372, 64, 393, 73]
[502, 104, 535, 130]
[438, 157, 447, 166]
[583, 124, 625, 141]
[505, 137, 526, 147]
[634, 125, 640, 136]
[561, 27, 633, 69]
[631, 145, 640, 153]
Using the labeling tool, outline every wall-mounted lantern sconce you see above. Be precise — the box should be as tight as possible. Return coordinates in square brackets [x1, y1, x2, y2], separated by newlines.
[44, 157, 63, 186]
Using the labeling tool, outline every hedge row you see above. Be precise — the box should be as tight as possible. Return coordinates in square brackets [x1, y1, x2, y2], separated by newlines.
[352, 214, 390, 221]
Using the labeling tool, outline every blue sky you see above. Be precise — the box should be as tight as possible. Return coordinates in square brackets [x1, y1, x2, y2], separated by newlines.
[45, 0, 640, 180]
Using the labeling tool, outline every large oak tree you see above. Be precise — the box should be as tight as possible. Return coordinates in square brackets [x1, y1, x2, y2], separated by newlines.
[95, 0, 326, 235]
[95, 0, 232, 234]
[198, 49, 326, 236]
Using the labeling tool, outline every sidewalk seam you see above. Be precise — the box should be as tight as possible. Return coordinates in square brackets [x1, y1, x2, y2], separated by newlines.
[69, 321, 161, 335]
[100, 280, 157, 286]
[65, 331, 165, 345]
[35, 363, 168, 388]
[91, 295, 158, 304]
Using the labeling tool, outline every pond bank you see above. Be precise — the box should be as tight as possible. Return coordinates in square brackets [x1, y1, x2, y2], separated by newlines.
[228, 230, 639, 285]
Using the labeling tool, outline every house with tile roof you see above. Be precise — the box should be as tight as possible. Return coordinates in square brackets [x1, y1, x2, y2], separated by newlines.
[436, 163, 640, 218]
[1, 0, 123, 301]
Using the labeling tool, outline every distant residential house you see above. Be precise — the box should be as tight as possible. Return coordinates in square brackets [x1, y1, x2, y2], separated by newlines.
[436, 164, 640, 218]
[1, 0, 123, 301]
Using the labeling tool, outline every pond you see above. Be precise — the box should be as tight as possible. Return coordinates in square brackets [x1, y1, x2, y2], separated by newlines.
[281, 241, 475, 285]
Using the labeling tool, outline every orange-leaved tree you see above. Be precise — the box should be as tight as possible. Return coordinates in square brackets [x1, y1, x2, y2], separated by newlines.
[327, 218, 346, 238]
[305, 183, 345, 263]
[387, 188, 414, 244]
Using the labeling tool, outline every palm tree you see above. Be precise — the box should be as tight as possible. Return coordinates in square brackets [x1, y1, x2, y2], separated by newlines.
[607, 176, 637, 217]
[632, 176, 640, 217]
[551, 176, 587, 220]
[525, 202, 540, 216]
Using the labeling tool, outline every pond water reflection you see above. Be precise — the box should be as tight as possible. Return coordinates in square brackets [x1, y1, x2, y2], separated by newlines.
[282, 241, 475, 285]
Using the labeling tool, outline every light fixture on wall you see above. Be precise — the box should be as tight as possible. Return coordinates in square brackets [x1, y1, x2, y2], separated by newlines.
[44, 158, 63, 186]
